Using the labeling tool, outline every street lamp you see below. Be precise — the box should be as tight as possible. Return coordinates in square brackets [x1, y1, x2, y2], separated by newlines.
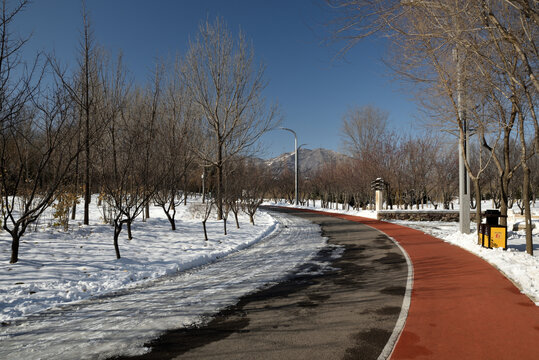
[280, 127, 298, 206]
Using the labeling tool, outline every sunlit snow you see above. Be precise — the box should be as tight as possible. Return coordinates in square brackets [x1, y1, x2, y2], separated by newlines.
[0, 198, 330, 359]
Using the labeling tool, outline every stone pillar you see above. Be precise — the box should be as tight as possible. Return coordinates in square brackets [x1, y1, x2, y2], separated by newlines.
[375, 190, 383, 212]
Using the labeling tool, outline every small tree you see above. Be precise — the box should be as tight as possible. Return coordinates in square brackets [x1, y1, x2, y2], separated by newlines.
[201, 199, 213, 241]
[222, 160, 243, 231]
[153, 58, 197, 230]
[52, 185, 79, 231]
[97, 85, 164, 259]
[189, 198, 214, 241]
[241, 162, 269, 225]
[1, 83, 80, 263]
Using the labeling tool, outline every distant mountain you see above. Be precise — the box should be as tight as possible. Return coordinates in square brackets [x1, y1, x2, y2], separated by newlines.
[264, 148, 350, 175]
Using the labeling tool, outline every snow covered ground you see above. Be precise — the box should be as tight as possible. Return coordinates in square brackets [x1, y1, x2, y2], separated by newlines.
[0, 197, 280, 323]
[0, 198, 332, 359]
[271, 200, 539, 305]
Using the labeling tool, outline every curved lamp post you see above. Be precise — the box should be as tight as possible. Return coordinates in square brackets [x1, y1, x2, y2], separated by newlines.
[280, 127, 298, 206]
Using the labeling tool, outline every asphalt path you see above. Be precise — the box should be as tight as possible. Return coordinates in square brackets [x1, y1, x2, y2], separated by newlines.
[119, 207, 408, 360]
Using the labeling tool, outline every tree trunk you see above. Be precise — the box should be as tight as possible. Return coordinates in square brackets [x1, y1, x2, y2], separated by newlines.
[516, 108, 533, 254]
[249, 214, 255, 225]
[202, 167, 206, 204]
[202, 220, 208, 241]
[83, 92, 90, 225]
[164, 208, 176, 231]
[113, 222, 122, 259]
[499, 176, 509, 226]
[216, 145, 223, 220]
[10, 233, 20, 264]
[223, 218, 227, 235]
[72, 130, 81, 221]
[234, 211, 240, 229]
[184, 172, 188, 206]
[522, 166, 533, 255]
[71, 201, 77, 221]
[83, 10, 91, 227]
[145, 202, 150, 219]
[84, 179, 90, 225]
[473, 179, 482, 234]
[127, 220, 133, 240]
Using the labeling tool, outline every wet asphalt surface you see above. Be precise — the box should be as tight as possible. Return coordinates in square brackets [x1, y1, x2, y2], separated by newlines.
[114, 207, 408, 360]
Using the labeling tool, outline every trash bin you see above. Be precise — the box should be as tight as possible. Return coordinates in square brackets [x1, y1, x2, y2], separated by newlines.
[478, 210, 507, 250]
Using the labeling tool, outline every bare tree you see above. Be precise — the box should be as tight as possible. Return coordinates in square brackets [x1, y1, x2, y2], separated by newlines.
[50, 4, 105, 225]
[399, 135, 440, 209]
[241, 161, 269, 225]
[0, 0, 82, 263]
[0, 0, 35, 135]
[191, 196, 214, 241]
[432, 145, 459, 209]
[328, 0, 537, 246]
[227, 185, 242, 229]
[1, 81, 80, 263]
[154, 58, 197, 230]
[77, 4, 101, 225]
[341, 105, 388, 155]
[182, 17, 279, 220]
[516, 97, 535, 255]
[97, 83, 164, 259]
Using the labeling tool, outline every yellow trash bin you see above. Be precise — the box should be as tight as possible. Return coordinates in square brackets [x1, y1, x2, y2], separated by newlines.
[478, 210, 507, 250]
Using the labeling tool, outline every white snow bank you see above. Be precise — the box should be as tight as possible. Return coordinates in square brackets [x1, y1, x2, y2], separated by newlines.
[0, 197, 276, 322]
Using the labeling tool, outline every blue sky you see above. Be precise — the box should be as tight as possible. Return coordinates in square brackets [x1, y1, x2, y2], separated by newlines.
[14, 0, 419, 158]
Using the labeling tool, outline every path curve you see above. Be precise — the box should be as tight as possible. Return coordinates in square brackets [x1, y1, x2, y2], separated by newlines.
[0, 212, 328, 360]
[120, 207, 408, 359]
[299, 209, 539, 360]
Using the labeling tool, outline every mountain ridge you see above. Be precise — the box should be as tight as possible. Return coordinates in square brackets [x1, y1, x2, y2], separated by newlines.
[260, 148, 350, 175]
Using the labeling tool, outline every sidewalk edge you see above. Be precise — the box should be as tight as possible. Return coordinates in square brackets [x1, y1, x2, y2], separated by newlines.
[375, 232, 413, 360]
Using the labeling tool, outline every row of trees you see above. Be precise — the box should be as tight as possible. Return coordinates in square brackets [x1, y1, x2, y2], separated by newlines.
[268, 105, 537, 214]
[327, 0, 538, 254]
[0, 1, 278, 263]
[2, 0, 536, 264]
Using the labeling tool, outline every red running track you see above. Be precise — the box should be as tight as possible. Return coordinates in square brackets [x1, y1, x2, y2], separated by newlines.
[297, 209, 539, 360]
